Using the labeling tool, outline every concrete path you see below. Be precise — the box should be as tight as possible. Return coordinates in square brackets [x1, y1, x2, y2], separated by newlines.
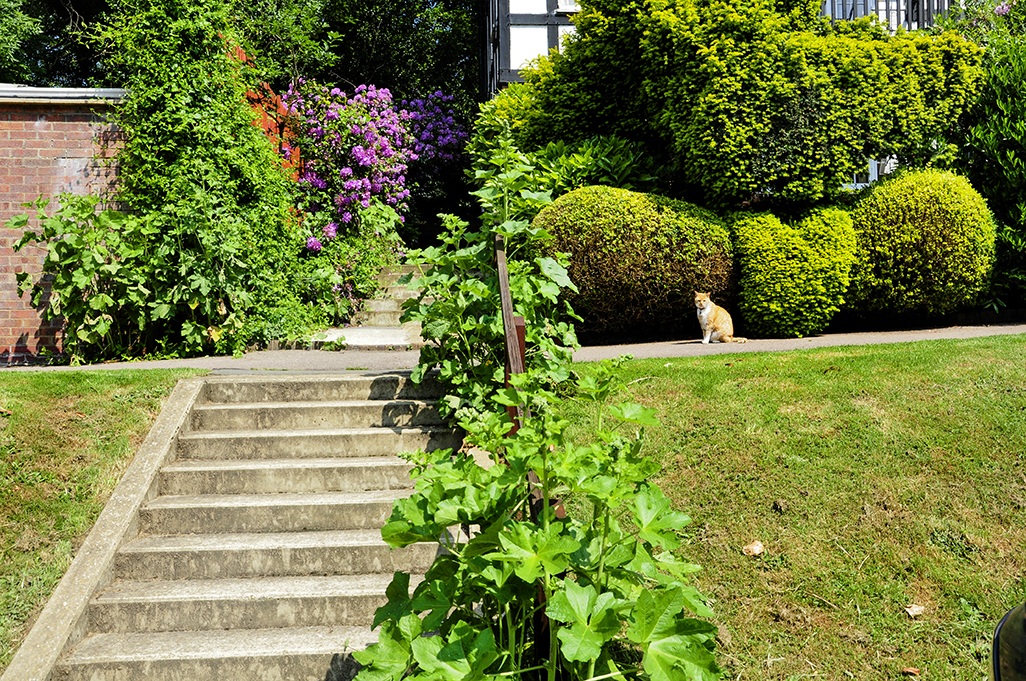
[5, 321, 1025, 374]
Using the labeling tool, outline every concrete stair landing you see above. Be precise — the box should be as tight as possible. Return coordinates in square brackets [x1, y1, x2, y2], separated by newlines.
[50, 373, 457, 681]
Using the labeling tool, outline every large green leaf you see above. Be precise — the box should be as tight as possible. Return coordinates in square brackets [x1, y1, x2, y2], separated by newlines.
[547, 580, 624, 662]
[491, 522, 580, 582]
[643, 632, 721, 681]
[627, 588, 684, 645]
[634, 485, 690, 550]
[372, 572, 413, 628]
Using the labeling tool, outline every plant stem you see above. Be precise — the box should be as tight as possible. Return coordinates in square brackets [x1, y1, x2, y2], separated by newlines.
[587, 506, 611, 681]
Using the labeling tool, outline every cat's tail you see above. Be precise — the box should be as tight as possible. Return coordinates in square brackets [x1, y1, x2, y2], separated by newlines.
[732, 337, 748, 343]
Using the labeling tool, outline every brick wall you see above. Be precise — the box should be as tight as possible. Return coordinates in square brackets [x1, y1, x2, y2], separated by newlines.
[0, 94, 121, 365]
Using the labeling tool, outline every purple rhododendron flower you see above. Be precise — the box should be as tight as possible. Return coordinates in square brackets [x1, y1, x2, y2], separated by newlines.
[996, 1, 1012, 14]
[306, 236, 322, 252]
[323, 222, 338, 239]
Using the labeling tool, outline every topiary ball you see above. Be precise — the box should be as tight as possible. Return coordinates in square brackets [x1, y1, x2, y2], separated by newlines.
[733, 207, 857, 338]
[532, 185, 734, 338]
[847, 169, 997, 316]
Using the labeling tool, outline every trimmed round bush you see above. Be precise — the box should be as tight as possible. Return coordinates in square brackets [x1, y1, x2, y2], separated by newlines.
[847, 169, 997, 316]
[532, 185, 734, 337]
[733, 207, 857, 338]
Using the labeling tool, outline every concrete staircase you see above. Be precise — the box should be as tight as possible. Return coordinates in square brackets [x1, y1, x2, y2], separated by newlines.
[52, 373, 459, 681]
[352, 264, 424, 328]
[313, 264, 429, 351]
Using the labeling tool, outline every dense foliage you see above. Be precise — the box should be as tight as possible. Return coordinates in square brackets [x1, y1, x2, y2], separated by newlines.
[847, 169, 997, 317]
[400, 139, 579, 419]
[947, 0, 1026, 307]
[0, 0, 40, 83]
[320, 0, 479, 119]
[0, 0, 110, 86]
[505, 0, 982, 210]
[532, 185, 734, 339]
[99, 0, 312, 354]
[10, 0, 317, 362]
[733, 207, 857, 337]
[355, 365, 721, 681]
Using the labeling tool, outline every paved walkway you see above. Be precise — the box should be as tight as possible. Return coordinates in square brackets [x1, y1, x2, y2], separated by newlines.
[5, 321, 1025, 373]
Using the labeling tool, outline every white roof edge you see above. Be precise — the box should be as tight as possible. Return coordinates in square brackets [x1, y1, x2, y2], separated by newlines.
[0, 84, 126, 104]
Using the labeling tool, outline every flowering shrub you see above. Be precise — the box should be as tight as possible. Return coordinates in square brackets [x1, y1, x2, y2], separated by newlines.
[401, 91, 468, 165]
[282, 80, 470, 322]
[284, 81, 416, 225]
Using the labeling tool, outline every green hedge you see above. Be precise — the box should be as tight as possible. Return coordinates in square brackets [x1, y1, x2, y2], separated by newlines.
[733, 207, 857, 338]
[532, 185, 734, 337]
[847, 169, 997, 316]
[513, 0, 982, 210]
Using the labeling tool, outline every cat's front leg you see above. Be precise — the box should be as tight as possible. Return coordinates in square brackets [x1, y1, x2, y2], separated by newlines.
[701, 332, 711, 344]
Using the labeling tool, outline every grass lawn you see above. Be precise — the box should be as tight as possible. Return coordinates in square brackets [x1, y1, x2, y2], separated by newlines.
[564, 335, 1025, 681]
[0, 369, 205, 674]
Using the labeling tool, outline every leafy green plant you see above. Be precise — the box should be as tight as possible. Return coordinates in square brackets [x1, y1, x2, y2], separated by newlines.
[354, 363, 721, 681]
[468, 119, 669, 216]
[847, 169, 997, 317]
[948, 1, 1026, 307]
[9, 194, 246, 364]
[531, 185, 734, 339]
[733, 207, 857, 337]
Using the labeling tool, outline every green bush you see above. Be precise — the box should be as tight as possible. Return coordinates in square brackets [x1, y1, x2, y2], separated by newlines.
[733, 207, 857, 338]
[847, 169, 997, 316]
[532, 185, 734, 338]
[949, 4, 1026, 307]
[465, 82, 543, 160]
[519, 0, 982, 210]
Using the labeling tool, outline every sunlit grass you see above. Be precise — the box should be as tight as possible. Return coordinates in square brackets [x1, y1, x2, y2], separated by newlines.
[563, 335, 1026, 681]
[0, 369, 205, 674]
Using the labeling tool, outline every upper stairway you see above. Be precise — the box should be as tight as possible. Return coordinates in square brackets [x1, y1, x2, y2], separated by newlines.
[314, 264, 431, 351]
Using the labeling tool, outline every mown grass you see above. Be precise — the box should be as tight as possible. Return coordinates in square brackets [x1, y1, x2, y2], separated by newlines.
[563, 335, 1026, 681]
[0, 369, 205, 674]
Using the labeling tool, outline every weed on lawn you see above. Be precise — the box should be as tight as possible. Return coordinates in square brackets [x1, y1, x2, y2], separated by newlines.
[563, 335, 1026, 680]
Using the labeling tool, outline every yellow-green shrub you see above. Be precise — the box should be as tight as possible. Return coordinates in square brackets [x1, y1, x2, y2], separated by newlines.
[532, 185, 734, 337]
[518, 0, 982, 210]
[847, 169, 997, 316]
[733, 207, 857, 338]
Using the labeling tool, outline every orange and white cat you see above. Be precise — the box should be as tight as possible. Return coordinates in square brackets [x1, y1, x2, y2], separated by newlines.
[694, 292, 747, 343]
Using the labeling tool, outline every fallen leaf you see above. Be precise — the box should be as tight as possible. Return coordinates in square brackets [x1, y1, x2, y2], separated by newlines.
[905, 604, 926, 618]
[0, 409, 12, 417]
[902, 667, 921, 676]
[742, 540, 765, 556]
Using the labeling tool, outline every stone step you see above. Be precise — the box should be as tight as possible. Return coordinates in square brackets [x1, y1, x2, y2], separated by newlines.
[158, 457, 414, 496]
[53, 625, 377, 681]
[362, 298, 402, 313]
[89, 573, 410, 633]
[376, 264, 425, 287]
[200, 374, 443, 404]
[140, 490, 410, 534]
[189, 399, 444, 432]
[115, 529, 440, 580]
[176, 426, 460, 461]
[384, 285, 421, 301]
[351, 309, 405, 327]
